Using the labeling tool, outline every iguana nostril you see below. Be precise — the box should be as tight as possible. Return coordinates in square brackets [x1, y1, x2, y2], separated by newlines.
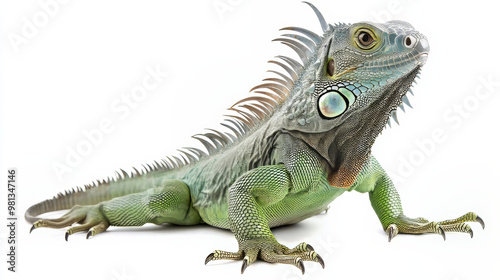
[405, 37, 412, 46]
[404, 35, 417, 48]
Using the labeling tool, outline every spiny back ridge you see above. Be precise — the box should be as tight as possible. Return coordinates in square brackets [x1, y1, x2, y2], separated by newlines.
[31, 3, 333, 206]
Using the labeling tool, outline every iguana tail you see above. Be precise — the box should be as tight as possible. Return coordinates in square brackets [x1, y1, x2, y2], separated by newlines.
[25, 172, 162, 223]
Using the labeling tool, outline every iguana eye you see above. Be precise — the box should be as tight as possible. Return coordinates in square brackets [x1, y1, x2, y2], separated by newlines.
[358, 31, 373, 46]
[317, 91, 348, 119]
[353, 28, 378, 50]
[326, 59, 335, 76]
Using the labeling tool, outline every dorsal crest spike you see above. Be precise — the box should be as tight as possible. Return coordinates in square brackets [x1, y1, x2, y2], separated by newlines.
[246, 100, 273, 115]
[272, 38, 312, 64]
[153, 161, 162, 170]
[224, 132, 237, 143]
[279, 42, 310, 64]
[302, 2, 328, 32]
[263, 78, 291, 91]
[250, 83, 288, 98]
[280, 27, 321, 44]
[239, 104, 266, 120]
[230, 107, 260, 124]
[120, 169, 129, 178]
[161, 159, 173, 170]
[277, 55, 303, 76]
[103, 4, 329, 178]
[183, 147, 208, 159]
[222, 119, 243, 137]
[192, 135, 217, 154]
[266, 70, 294, 88]
[177, 154, 189, 165]
[206, 129, 232, 144]
[171, 156, 185, 166]
[132, 167, 141, 176]
[223, 115, 251, 132]
[231, 96, 277, 109]
[203, 132, 225, 147]
[157, 161, 166, 169]
[268, 60, 298, 81]
[254, 90, 284, 103]
[280, 33, 316, 52]
[166, 157, 178, 169]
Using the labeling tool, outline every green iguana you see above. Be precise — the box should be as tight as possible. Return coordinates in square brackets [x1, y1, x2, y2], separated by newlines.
[26, 2, 484, 274]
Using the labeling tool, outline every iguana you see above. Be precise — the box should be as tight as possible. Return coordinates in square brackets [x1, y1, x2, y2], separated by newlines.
[26, 2, 484, 274]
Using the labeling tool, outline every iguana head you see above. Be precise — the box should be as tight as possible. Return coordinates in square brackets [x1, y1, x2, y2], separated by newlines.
[274, 4, 429, 188]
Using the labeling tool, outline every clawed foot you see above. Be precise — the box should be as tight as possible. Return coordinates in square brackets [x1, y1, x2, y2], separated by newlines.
[386, 212, 484, 242]
[205, 240, 324, 274]
[29, 205, 109, 241]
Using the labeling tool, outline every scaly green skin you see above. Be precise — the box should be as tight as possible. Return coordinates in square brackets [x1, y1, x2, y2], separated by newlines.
[26, 3, 484, 274]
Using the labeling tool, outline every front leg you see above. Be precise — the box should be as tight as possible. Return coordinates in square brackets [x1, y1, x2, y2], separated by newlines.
[205, 165, 324, 274]
[356, 156, 484, 241]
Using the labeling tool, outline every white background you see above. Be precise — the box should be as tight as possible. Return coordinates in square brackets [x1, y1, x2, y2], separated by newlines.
[1, 1, 499, 280]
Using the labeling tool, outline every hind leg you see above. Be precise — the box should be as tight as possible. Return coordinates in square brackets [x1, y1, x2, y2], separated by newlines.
[30, 179, 201, 240]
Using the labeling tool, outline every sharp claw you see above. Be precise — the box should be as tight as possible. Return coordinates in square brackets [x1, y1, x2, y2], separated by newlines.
[387, 225, 397, 242]
[437, 226, 446, 241]
[241, 258, 248, 274]
[205, 253, 214, 265]
[306, 244, 314, 251]
[86, 231, 93, 240]
[476, 216, 485, 229]
[469, 229, 474, 239]
[65, 231, 69, 242]
[29, 225, 35, 234]
[297, 258, 305, 275]
[317, 254, 325, 269]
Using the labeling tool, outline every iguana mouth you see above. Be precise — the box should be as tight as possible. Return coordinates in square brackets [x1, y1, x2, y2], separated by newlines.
[338, 51, 428, 81]
[331, 66, 360, 79]
[361, 54, 427, 72]
[417, 53, 429, 65]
